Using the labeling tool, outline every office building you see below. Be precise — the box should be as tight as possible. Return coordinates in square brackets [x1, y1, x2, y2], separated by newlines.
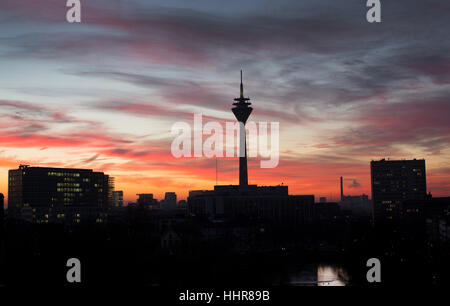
[8, 165, 111, 224]
[370, 159, 426, 223]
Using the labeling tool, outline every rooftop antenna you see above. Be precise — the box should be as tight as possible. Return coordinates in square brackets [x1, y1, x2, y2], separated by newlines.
[215, 157, 218, 185]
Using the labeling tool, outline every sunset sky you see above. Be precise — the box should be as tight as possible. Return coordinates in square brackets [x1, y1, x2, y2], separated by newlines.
[1, 0, 449, 204]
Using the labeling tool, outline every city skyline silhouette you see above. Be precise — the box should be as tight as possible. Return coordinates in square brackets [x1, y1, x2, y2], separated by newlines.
[1, 0, 450, 291]
[1, 1, 450, 204]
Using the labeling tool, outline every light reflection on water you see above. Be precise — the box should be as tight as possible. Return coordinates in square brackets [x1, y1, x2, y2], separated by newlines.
[277, 264, 349, 286]
[317, 265, 347, 286]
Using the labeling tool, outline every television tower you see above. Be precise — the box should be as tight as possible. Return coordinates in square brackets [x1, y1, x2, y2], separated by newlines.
[232, 70, 253, 186]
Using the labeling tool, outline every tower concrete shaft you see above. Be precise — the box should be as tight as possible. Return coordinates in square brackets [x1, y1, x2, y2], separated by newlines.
[239, 127, 248, 186]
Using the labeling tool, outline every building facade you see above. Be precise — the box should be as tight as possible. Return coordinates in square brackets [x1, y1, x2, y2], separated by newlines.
[188, 185, 315, 228]
[8, 165, 112, 224]
[370, 159, 427, 223]
[112, 190, 124, 208]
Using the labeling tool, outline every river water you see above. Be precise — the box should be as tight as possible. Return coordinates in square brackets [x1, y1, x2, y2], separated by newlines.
[272, 263, 350, 286]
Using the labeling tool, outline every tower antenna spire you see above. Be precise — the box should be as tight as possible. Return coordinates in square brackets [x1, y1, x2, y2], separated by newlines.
[240, 70, 244, 98]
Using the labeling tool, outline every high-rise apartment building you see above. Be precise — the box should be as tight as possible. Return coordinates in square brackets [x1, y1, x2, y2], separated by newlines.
[371, 159, 426, 223]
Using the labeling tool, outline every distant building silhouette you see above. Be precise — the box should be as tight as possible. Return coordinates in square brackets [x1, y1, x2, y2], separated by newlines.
[371, 159, 427, 224]
[8, 165, 111, 224]
[0, 193, 3, 229]
[0, 193, 4, 236]
[177, 199, 187, 209]
[136, 193, 157, 209]
[189, 185, 315, 228]
[112, 190, 124, 207]
[0, 193, 3, 285]
[339, 177, 371, 217]
[161, 192, 177, 210]
[315, 201, 340, 222]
